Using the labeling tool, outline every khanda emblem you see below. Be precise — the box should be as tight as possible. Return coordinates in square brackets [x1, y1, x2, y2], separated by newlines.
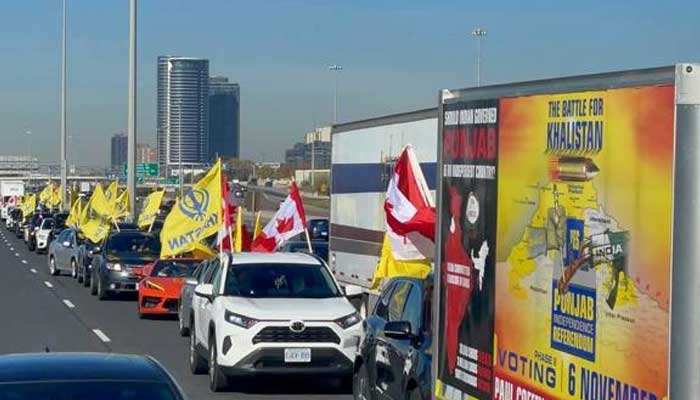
[179, 189, 209, 221]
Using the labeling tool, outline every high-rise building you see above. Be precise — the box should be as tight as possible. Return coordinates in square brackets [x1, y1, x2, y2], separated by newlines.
[136, 143, 157, 163]
[284, 126, 331, 169]
[110, 133, 127, 169]
[157, 56, 209, 176]
[208, 76, 240, 160]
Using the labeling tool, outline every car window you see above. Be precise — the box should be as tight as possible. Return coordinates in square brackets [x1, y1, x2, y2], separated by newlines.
[202, 259, 220, 283]
[192, 261, 207, 280]
[56, 230, 68, 242]
[151, 259, 199, 278]
[223, 263, 341, 298]
[374, 281, 396, 321]
[211, 263, 224, 295]
[388, 281, 411, 322]
[401, 284, 423, 334]
[105, 233, 160, 260]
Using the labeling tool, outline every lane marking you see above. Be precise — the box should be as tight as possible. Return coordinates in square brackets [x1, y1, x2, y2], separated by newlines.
[21, 260, 27, 264]
[62, 299, 75, 309]
[44, 281, 54, 288]
[92, 329, 111, 343]
[30, 268, 37, 274]
[15, 253, 19, 257]
[9, 247, 13, 251]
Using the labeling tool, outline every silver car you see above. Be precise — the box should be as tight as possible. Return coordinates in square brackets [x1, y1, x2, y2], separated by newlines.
[177, 258, 220, 336]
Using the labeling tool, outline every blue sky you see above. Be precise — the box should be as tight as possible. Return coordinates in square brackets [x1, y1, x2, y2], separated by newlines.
[0, 0, 698, 167]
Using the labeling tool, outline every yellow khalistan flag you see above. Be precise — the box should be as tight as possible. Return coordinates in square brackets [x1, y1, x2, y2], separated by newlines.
[113, 189, 130, 219]
[49, 185, 63, 208]
[79, 187, 111, 243]
[39, 183, 53, 204]
[138, 190, 165, 229]
[90, 184, 112, 218]
[252, 211, 262, 240]
[234, 206, 243, 253]
[65, 198, 82, 227]
[105, 181, 118, 204]
[160, 160, 222, 257]
[21, 194, 37, 218]
[370, 233, 432, 290]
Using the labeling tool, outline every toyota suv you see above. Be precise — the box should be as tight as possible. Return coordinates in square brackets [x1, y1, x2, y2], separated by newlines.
[189, 252, 362, 392]
[90, 231, 161, 300]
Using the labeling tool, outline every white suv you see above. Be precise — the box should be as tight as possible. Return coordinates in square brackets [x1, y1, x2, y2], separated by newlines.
[189, 252, 362, 392]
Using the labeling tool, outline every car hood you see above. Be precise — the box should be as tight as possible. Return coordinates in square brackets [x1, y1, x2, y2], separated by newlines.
[141, 277, 185, 296]
[220, 296, 355, 321]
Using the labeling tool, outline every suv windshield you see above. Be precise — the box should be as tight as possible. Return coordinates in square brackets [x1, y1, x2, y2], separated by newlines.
[0, 381, 181, 400]
[224, 263, 340, 298]
[106, 233, 160, 260]
[41, 219, 55, 230]
[151, 259, 199, 278]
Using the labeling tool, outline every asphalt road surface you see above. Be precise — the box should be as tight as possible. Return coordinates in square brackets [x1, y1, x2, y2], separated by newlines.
[0, 227, 352, 400]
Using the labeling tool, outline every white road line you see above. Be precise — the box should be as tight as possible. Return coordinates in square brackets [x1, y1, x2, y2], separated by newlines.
[14, 253, 19, 257]
[30, 268, 37, 274]
[10, 247, 14, 251]
[92, 329, 111, 343]
[62, 299, 75, 309]
[21, 260, 27, 264]
[43, 281, 54, 288]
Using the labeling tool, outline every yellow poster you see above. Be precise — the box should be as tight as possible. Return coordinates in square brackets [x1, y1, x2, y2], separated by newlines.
[493, 85, 673, 399]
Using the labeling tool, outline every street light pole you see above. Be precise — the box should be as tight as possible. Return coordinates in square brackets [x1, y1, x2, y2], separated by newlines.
[60, 0, 67, 210]
[471, 28, 487, 87]
[126, 0, 137, 220]
[26, 130, 32, 180]
[328, 64, 342, 124]
[178, 100, 184, 197]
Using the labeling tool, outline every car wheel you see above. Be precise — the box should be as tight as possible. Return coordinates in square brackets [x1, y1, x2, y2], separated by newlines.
[97, 276, 109, 300]
[49, 257, 59, 276]
[90, 271, 98, 295]
[71, 259, 78, 279]
[178, 305, 190, 337]
[353, 362, 373, 400]
[77, 263, 84, 283]
[189, 322, 207, 374]
[82, 265, 91, 287]
[209, 335, 228, 392]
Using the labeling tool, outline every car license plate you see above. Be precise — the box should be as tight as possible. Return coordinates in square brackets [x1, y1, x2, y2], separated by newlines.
[284, 348, 311, 363]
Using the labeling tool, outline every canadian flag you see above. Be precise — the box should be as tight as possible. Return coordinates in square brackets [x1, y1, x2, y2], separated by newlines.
[251, 182, 307, 252]
[384, 144, 436, 260]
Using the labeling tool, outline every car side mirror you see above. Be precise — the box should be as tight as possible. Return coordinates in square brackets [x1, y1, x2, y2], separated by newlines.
[384, 321, 413, 340]
[62, 241, 71, 248]
[195, 284, 214, 302]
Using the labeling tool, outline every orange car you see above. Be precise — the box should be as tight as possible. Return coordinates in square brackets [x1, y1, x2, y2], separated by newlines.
[137, 258, 202, 318]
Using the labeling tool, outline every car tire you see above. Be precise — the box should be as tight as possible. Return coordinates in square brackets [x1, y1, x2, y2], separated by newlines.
[90, 271, 98, 295]
[49, 256, 59, 276]
[97, 276, 109, 300]
[82, 265, 91, 287]
[189, 322, 207, 374]
[71, 259, 78, 279]
[77, 263, 84, 283]
[208, 334, 228, 392]
[178, 305, 190, 337]
[353, 362, 372, 400]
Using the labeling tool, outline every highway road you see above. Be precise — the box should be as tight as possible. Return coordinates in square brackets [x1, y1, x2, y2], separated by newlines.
[0, 227, 352, 400]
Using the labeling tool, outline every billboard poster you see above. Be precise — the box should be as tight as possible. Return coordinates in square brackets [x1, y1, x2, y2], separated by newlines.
[492, 85, 674, 399]
[436, 99, 499, 400]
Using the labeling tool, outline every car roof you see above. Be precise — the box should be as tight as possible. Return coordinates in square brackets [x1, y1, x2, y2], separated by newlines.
[225, 252, 323, 266]
[0, 353, 170, 383]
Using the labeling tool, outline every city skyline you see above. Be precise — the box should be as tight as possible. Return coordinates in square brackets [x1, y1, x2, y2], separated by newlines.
[0, 1, 698, 167]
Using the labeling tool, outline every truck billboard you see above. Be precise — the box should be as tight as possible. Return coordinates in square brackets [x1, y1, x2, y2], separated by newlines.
[0, 181, 25, 198]
[434, 66, 696, 400]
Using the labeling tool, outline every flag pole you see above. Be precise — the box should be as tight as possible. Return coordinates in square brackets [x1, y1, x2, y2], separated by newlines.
[304, 227, 313, 254]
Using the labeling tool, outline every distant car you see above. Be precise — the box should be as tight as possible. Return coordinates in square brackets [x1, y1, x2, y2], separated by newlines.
[189, 252, 361, 392]
[13, 208, 25, 238]
[24, 212, 50, 251]
[48, 228, 91, 278]
[308, 218, 329, 241]
[0, 352, 188, 399]
[90, 230, 161, 300]
[35, 217, 55, 254]
[280, 240, 329, 262]
[178, 258, 220, 336]
[353, 276, 433, 400]
[137, 258, 201, 318]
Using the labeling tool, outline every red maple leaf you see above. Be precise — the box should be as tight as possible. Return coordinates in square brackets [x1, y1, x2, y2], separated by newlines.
[276, 216, 294, 234]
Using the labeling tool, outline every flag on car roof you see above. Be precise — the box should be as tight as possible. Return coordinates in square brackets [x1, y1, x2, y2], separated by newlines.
[384, 144, 436, 260]
[137, 190, 165, 229]
[251, 182, 308, 252]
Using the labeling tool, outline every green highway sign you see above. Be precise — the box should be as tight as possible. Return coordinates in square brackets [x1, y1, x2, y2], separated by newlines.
[122, 163, 159, 178]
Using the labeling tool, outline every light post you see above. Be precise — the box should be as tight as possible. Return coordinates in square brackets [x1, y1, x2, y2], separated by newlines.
[126, 0, 137, 220]
[25, 130, 32, 179]
[328, 64, 342, 124]
[60, 0, 67, 210]
[471, 27, 487, 87]
[178, 99, 184, 197]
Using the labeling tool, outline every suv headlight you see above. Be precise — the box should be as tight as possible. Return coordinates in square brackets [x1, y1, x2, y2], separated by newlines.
[106, 263, 122, 271]
[335, 312, 361, 329]
[224, 310, 258, 329]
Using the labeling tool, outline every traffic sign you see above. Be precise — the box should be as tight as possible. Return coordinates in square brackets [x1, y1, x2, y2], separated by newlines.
[122, 163, 159, 178]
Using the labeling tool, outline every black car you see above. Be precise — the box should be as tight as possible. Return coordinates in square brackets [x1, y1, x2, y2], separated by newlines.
[0, 352, 187, 399]
[91, 230, 161, 300]
[353, 276, 432, 400]
[13, 208, 25, 238]
[308, 218, 329, 241]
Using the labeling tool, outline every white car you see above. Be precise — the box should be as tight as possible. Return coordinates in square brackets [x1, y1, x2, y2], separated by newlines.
[189, 252, 362, 392]
[35, 218, 56, 254]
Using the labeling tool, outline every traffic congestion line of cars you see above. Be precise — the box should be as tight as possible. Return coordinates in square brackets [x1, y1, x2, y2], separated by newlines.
[1, 200, 431, 399]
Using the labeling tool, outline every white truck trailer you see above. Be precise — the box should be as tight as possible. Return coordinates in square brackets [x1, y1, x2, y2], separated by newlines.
[329, 108, 436, 314]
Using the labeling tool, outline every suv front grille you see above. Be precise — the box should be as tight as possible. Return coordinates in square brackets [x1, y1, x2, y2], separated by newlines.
[252, 326, 340, 345]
